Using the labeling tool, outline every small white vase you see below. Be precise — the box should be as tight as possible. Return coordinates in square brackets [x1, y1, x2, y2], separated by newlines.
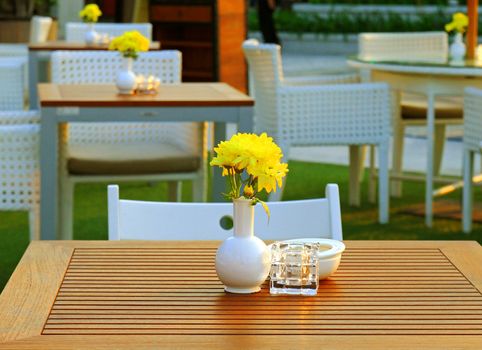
[450, 32, 466, 63]
[84, 23, 99, 45]
[116, 57, 137, 95]
[215, 198, 271, 294]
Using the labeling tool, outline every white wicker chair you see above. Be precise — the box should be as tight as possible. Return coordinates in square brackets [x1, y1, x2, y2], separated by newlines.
[358, 32, 461, 197]
[65, 22, 152, 42]
[51, 50, 207, 240]
[0, 16, 52, 99]
[0, 111, 41, 240]
[0, 60, 25, 111]
[108, 184, 343, 241]
[462, 87, 482, 233]
[243, 39, 391, 224]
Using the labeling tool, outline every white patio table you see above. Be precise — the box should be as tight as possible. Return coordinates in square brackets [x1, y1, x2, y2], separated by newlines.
[37, 83, 253, 240]
[347, 57, 482, 227]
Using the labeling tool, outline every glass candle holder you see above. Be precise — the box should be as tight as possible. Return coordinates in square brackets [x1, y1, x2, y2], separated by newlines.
[270, 242, 319, 296]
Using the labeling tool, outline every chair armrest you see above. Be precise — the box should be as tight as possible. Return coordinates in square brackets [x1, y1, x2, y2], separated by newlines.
[282, 73, 360, 87]
[0, 110, 40, 125]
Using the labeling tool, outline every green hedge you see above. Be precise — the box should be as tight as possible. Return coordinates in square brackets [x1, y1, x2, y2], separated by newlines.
[249, 9, 479, 35]
[306, 0, 455, 4]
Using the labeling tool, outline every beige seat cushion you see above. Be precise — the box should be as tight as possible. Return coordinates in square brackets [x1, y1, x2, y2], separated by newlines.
[67, 143, 200, 175]
[401, 93, 463, 120]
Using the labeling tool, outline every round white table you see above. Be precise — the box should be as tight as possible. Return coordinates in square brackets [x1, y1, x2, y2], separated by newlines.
[347, 57, 482, 227]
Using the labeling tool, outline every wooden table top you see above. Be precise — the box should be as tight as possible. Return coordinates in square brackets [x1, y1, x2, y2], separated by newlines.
[1, 240, 481, 349]
[28, 41, 160, 51]
[38, 83, 254, 108]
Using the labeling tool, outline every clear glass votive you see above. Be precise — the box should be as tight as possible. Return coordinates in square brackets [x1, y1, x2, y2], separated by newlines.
[270, 242, 319, 296]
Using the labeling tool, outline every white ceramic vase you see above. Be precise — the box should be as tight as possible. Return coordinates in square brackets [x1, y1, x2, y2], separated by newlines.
[116, 57, 137, 95]
[84, 23, 99, 45]
[215, 198, 271, 294]
[450, 32, 466, 63]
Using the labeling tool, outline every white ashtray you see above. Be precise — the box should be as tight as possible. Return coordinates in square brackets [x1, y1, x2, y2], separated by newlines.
[269, 238, 345, 279]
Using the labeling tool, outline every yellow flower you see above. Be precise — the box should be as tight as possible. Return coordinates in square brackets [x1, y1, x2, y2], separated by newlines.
[210, 133, 289, 198]
[445, 12, 469, 33]
[109, 31, 150, 59]
[79, 4, 102, 23]
[243, 185, 254, 198]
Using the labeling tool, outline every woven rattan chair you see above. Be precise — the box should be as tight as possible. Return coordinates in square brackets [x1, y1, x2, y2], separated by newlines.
[0, 60, 24, 111]
[243, 39, 391, 224]
[0, 111, 41, 240]
[65, 22, 152, 42]
[107, 184, 343, 241]
[51, 50, 207, 240]
[462, 87, 482, 233]
[358, 32, 461, 197]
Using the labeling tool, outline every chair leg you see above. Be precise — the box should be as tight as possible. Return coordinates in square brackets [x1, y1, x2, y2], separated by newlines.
[192, 171, 207, 202]
[349, 145, 365, 207]
[368, 145, 377, 204]
[378, 142, 390, 224]
[433, 124, 446, 177]
[28, 206, 40, 241]
[391, 122, 405, 198]
[462, 149, 474, 233]
[168, 181, 182, 202]
[59, 177, 74, 240]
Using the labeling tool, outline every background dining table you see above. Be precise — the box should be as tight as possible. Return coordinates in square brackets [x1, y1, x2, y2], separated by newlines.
[0, 240, 481, 349]
[347, 57, 482, 228]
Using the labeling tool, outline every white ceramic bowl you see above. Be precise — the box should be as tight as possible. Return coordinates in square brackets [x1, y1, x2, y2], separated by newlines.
[270, 238, 345, 279]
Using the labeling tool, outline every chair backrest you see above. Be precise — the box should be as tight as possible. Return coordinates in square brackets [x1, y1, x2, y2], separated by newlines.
[0, 60, 24, 111]
[358, 32, 448, 63]
[0, 124, 40, 211]
[65, 22, 152, 42]
[50, 50, 198, 149]
[464, 87, 482, 152]
[30, 16, 53, 43]
[242, 39, 283, 136]
[108, 184, 343, 241]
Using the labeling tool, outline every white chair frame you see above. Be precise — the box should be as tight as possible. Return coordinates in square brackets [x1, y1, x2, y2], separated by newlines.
[462, 87, 482, 233]
[108, 184, 343, 241]
[0, 111, 41, 240]
[65, 22, 152, 42]
[0, 60, 24, 111]
[51, 50, 207, 240]
[243, 39, 391, 223]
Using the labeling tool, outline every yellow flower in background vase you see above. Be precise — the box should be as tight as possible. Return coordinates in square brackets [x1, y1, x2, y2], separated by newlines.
[79, 4, 102, 23]
[445, 12, 469, 33]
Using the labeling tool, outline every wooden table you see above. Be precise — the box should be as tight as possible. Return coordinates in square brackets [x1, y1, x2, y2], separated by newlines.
[1, 240, 481, 349]
[38, 83, 253, 240]
[347, 58, 482, 228]
[28, 41, 161, 109]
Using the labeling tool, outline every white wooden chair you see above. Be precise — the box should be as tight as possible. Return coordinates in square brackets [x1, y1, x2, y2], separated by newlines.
[0, 111, 41, 240]
[51, 50, 207, 240]
[108, 184, 343, 241]
[462, 87, 482, 233]
[243, 39, 391, 224]
[65, 22, 152, 42]
[358, 32, 461, 197]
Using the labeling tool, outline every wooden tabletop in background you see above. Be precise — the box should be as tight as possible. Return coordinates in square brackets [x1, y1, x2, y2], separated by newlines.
[0, 240, 481, 349]
[28, 41, 161, 51]
[38, 83, 254, 108]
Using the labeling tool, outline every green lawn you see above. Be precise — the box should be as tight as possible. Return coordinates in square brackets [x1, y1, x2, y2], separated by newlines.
[0, 161, 480, 291]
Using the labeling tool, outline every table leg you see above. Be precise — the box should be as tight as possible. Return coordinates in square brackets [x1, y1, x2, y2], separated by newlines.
[28, 51, 39, 110]
[212, 122, 227, 202]
[425, 93, 435, 227]
[462, 149, 474, 233]
[40, 107, 59, 239]
[349, 145, 366, 207]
